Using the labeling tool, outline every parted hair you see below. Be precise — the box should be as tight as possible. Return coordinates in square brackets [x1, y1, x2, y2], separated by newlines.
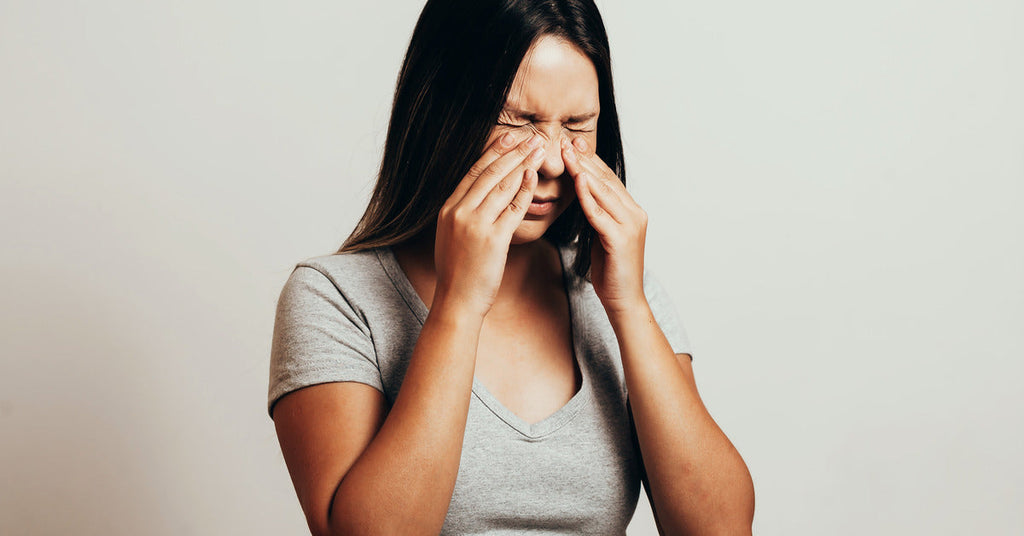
[338, 0, 625, 280]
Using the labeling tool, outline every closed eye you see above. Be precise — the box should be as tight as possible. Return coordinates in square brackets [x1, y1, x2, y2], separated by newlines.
[498, 122, 593, 133]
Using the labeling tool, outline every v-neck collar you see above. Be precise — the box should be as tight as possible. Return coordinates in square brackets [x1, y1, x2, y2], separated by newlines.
[375, 242, 591, 439]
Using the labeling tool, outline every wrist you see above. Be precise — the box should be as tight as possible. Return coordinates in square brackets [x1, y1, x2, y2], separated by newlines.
[604, 295, 652, 329]
[429, 286, 489, 327]
[601, 290, 649, 316]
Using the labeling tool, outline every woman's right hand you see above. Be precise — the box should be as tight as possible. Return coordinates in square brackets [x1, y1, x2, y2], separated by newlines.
[433, 132, 546, 318]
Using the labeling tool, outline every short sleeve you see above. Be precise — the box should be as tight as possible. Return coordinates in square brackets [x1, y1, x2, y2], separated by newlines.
[643, 268, 694, 361]
[267, 264, 383, 418]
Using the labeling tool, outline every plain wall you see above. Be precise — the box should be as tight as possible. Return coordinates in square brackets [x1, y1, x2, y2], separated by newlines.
[1, 1, 1021, 534]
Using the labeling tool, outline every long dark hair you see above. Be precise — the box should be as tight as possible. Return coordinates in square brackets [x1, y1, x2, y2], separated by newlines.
[339, 0, 624, 280]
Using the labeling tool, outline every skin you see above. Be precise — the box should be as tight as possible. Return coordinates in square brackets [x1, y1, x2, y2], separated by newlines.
[272, 35, 755, 536]
[392, 35, 599, 424]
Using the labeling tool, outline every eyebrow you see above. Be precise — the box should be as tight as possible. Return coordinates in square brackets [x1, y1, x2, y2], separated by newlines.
[502, 106, 599, 123]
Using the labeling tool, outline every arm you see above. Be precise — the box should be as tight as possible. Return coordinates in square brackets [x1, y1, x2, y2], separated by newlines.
[560, 137, 754, 535]
[274, 296, 485, 536]
[612, 303, 755, 536]
[272, 131, 544, 536]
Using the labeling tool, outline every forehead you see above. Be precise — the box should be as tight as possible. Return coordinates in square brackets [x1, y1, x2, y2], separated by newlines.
[505, 35, 600, 119]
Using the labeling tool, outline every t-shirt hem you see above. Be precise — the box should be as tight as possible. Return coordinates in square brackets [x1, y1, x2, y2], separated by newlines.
[268, 372, 385, 418]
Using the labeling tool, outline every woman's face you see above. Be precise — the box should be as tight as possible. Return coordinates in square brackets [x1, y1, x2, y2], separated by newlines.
[486, 35, 600, 245]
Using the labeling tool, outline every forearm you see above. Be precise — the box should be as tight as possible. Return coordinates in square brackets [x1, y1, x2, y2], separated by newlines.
[331, 294, 482, 535]
[609, 302, 754, 536]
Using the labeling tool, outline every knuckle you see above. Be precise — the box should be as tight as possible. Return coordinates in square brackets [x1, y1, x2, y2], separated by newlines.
[492, 141, 512, 156]
[451, 206, 472, 224]
[468, 162, 487, 177]
[476, 166, 499, 183]
[441, 202, 460, 219]
[496, 177, 514, 193]
[516, 142, 534, 157]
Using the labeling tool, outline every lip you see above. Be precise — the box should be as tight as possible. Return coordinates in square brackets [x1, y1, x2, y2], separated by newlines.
[527, 197, 559, 216]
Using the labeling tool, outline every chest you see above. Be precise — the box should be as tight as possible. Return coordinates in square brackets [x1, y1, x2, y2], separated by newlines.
[473, 294, 581, 426]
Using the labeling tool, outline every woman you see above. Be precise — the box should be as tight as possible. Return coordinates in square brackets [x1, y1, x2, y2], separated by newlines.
[268, 1, 754, 534]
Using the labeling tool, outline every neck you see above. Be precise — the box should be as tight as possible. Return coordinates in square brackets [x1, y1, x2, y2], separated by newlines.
[395, 232, 559, 304]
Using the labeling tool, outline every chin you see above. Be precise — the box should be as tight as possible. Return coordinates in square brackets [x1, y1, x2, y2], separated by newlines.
[509, 201, 574, 245]
[509, 219, 551, 245]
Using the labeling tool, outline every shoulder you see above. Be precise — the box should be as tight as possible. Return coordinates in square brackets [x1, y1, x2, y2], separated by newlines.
[289, 247, 395, 289]
[278, 247, 397, 314]
[293, 247, 385, 282]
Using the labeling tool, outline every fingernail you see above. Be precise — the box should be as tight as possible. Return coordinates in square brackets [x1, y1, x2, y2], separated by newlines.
[500, 132, 514, 147]
[527, 134, 542, 149]
[573, 138, 587, 151]
[529, 147, 545, 164]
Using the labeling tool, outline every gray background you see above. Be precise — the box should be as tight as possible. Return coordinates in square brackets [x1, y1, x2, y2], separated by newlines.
[1, 1, 1021, 534]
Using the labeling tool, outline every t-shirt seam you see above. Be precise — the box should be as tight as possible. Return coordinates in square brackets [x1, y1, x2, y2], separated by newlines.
[374, 247, 428, 323]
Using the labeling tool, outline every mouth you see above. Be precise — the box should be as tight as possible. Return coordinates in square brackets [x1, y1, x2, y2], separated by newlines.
[527, 196, 559, 216]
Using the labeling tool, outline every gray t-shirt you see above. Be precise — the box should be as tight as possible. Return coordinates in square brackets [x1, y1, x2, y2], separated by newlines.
[268, 243, 693, 535]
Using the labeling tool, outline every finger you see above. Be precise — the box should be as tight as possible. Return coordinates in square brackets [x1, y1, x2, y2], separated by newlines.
[568, 139, 631, 205]
[572, 137, 618, 178]
[560, 137, 586, 179]
[495, 168, 539, 231]
[461, 134, 544, 208]
[575, 171, 617, 233]
[578, 169, 627, 224]
[562, 137, 615, 187]
[476, 147, 546, 217]
[585, 168, 631, 223]
[448, 131, 524, 205]
[562, 140, 631, 218]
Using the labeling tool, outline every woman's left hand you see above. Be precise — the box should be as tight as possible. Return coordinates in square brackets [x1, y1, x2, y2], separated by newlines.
[561, 137, 648, 315]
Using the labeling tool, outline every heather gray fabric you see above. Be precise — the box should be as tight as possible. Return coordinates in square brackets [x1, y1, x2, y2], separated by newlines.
[268, 242, 693, 535]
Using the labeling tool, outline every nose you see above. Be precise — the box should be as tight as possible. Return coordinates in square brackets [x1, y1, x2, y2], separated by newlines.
[535, 130, 566, 180]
